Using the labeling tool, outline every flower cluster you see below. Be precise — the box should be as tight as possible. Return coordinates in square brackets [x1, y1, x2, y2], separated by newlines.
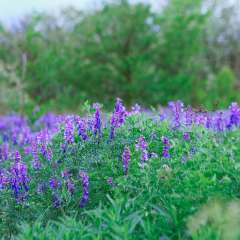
[122, 146, 131, 175]
[79, 172, 89, 208]
[161, 136, 170, 158]
[64, 118, 75, 144]
[136, 136, 149, 166]
[75, 116, 88, 141]
[109, 98, 128, 140]
[10, 151, 30, 202]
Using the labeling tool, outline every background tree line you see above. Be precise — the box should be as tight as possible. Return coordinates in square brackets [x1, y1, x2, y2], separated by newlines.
[0, 0, 239, 112]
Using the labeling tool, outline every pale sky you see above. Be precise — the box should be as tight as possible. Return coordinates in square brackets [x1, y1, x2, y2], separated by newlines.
[0, 0, 162, 27]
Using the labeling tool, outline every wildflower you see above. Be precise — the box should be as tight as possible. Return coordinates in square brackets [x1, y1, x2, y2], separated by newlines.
[122, 146, 131, 175]
[52, 193, 61, 208]
[75, 116, 88, 140]
[185, 106, 194, 126]
[107, 177, 113, 186]
[31, 144, 41, 170]
[161, 136, 170, 146]
[183, 132, 190, 141]
[15, 150, 21, 162]
[49, 178, 60, 190]
[79, 172, 89, 208]
[66, 179, 75, 194]
[0, 170, 8, 190]
[168, 100, 184, 128]
[92, 103, 101, 138]
[215, 112, 224, 132]
[61, 170, 71, 178]
[64, 118, 74, 144]
[131, 104, 141, 114]
[10, 153, 30, 202]
[205, 113, 212, 129]
[46, 147, 53, 161]
[109, 98, 128, 141]
[162, 146, 170, 158]
[36, 183, 46, 194]
[0, 143, 8, 161]
[227, 102, 240, 128]
[136, 136, 149, 165]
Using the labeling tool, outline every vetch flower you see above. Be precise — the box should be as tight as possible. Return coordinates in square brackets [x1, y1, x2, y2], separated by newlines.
[79, 171, 89, 208]
[64, 118, 74, 144]
[162, 146, 170, 158]
[136, 136, 149, 165]
[92, 103, 101, 139]
[66, 179, 75, 194]
[10, 153, 30, 202]
[109, 98, 128, 141]
[49, 178, 60, 190]
[75, 116, 88, 141]
[183, 132, 190, 141]
[122, 146, 131, 175]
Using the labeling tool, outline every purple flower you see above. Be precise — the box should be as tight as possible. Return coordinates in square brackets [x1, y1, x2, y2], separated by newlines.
[61, 170, 71, 178]
[136, 136, 149, 165]
[162, 146, 170, 158]
[122, 146, 131, 175]
[49, 178, 60, 190]
[52, 193, 61, 208]
[227, 102, 240, 128]
[0, 170, 8, 190]
[183, 132, 190, 141]
[0, 143, 8, 161]
[168, 100, 184, 128]
[64, 118, 74, 144]
[46, 148, 53, 161]
[79, 172, 89, 208]
[92, 103, 101, 138]
[15, 150, 21, 162]
[161, 136, 170, 146]
[109, 98, 128, 141]
[185, 106, 194, 126]
[66, 179, 75, 194]
[31, 144, 41, 170]
[36, 183, 46, 194]
[107, 177, 113, 186]
[215, 112, 225, 132]
[75, 116, 88, 141]
[10, 155, 30, 201]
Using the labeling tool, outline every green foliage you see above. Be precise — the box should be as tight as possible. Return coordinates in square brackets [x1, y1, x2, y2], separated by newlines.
[0, 0, 239, 112]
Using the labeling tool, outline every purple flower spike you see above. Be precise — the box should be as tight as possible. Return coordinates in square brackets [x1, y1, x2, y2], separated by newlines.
[228, 102, 240, 128]
[64, 118, 74, 144]
[122, 146, 131, 175]
[136, 136, 149, 165]
[109, 98, 128, 141]
[15, 150, 21, 162]
[52, 193, 61, 208]
[66, 179, 75, 195]
[75, 116, 88, 141]
[183, 132, 190, 141]
[107, 177, 113, 186]
[49, 178, 60, 190]
[162, 146, 170, 158]
[10, 157, 30, 202]
[161, 136, 170, 146]
[79, 172, 89, 208]
[168, 100, 184, 128]
[93, 103, 101, 138]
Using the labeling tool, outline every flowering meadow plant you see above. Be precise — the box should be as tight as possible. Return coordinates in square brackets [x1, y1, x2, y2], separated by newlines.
[0, 100, 240, 239]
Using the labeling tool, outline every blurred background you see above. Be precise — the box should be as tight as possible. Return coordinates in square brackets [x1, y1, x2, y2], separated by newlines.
[0, 0, 239, 114]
